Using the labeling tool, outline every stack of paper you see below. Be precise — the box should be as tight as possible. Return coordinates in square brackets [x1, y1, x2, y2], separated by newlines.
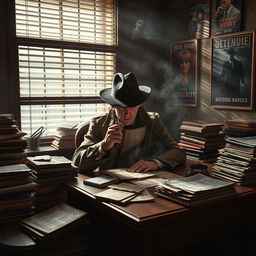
[0, 114, 27, 166]
[212, 136, 256, 185]
[224, 120, 256, 137]
[0, 164, 36, 222]
[51, 122, 78, 150]
[155, 173, 236, 207]
[26, 155, 77, 212]
[178, 120, 225, 163]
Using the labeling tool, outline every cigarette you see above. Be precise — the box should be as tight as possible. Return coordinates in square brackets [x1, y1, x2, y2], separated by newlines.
[114, 116, 123, 127]
[113, 116, 122, 150]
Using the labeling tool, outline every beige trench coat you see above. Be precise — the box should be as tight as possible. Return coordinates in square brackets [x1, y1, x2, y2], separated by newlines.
[72, 108, 186, 173]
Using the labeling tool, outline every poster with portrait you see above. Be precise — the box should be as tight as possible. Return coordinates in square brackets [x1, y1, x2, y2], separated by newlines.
[171, 39, 198, 107]
[211, 31, 255, 110]
[188, 0, 210, 39]
[215, 0, 242, 35]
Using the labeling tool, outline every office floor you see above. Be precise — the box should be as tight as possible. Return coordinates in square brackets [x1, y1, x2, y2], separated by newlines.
[170, 221, 256, 256]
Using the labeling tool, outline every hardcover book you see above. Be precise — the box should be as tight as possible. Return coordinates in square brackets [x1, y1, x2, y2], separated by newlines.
[83, 175, 119, 188]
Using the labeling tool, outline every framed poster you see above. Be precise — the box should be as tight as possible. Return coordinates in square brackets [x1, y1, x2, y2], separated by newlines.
[188, 0, 211, 39]
[171, 39, 198, 107]
[215, 0, 242, 35]
[211, 31, 255, 110]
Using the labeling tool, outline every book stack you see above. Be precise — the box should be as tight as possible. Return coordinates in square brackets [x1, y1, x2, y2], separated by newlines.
[0, 164, 36, 222]
[155, 173, 236, 207]
[26, 155, 77, 212]
[19, 203, 89, 255]
[178, 120, 225, 163]
[0, 114, 27, 166]
[211, 136, 256, 186]
[224, 120, 256, 137]
[51, 122, 78, 150]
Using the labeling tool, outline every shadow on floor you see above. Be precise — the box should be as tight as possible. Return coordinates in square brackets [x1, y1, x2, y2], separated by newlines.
[170, 222, 256, 256]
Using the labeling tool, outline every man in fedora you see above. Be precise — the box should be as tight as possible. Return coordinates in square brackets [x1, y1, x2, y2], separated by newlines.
[220, 47, 245, 97]
[72, 72, 186, 174]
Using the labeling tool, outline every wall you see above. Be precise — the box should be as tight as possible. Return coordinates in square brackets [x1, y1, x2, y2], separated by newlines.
[1, 1, 255, 139]
[118, 0, 256, 140]
[0, 0, 20, 123]
[0, 0, 10, 113]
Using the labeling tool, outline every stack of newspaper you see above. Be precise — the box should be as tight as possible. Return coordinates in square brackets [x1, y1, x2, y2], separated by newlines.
[0, 164, 36, 222]
[155, 173, 236, 207]
[26, 155, 77, 212]
[178, 120, 225, 163]
[224, 120, 256, 137]
[0, 114, 27, 166]
[51, 122, 78, 150]
[211, 136, 256, 185]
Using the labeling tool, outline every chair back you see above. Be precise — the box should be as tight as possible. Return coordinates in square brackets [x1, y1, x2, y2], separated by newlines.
[74, 121, 90, 148]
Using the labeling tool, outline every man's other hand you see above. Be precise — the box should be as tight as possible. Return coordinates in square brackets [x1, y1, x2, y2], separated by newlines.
[128, 160, 158, 172]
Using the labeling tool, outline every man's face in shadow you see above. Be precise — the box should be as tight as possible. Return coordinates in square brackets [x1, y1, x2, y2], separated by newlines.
[228, 53, 235, 60]
[221, 0, 232, 10]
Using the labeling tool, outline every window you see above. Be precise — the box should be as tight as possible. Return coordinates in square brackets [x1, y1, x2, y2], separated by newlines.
[15, 0, 117, 136]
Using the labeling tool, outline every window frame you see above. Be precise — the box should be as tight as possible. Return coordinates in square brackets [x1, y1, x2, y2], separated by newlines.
[6, 0, 118, 135]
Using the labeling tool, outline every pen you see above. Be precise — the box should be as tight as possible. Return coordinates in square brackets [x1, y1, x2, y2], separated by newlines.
[31, 126, 44, 138]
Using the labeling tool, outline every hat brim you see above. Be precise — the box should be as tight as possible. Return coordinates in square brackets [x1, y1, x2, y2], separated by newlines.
[100, 85, 151, 108]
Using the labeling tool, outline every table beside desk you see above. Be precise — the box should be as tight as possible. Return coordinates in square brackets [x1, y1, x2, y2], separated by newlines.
[64, 161, 256, 256]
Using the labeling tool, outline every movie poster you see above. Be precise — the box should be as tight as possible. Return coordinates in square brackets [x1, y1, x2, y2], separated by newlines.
[171, 39, 198, 107]
[188, 0, 210, 39]
[215, 0, 242, 35]
[211, 31, 255, 110]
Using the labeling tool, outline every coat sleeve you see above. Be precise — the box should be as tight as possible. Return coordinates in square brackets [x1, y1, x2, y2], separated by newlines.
[71, 117, 108, 173]
[152, 117, 186, 169]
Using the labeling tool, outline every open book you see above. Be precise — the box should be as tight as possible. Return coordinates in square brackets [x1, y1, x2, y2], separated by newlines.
[19, 203, 88, 240]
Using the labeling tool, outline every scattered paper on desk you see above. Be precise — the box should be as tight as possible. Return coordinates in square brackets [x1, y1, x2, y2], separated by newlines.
[103, 168, 156, 180]
[130, 177, 166, 188]
[130, 171, 183, 188]
[154, 170, 183, 180]
[130, 189, 155, 202]
[95, 188, 137, 203]
[109, 182, 144, 193]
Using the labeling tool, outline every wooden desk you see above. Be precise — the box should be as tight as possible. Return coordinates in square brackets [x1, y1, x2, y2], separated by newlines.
[64, 161, 256, 256]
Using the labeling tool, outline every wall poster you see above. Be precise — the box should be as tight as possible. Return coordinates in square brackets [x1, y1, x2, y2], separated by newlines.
[215, 0, 242, 35]
[188, 0, 211, 39]
[171, 39, 198, 107]
[211, 31, 255, 110]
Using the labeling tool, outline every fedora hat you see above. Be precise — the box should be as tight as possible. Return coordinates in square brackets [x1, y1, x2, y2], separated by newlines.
[100, 72, 151, 108]
[225, 47, 236, 55]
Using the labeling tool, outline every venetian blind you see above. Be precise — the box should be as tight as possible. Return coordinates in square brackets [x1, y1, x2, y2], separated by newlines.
[15, 0, 117, 136]
[16, 0, 117, 45]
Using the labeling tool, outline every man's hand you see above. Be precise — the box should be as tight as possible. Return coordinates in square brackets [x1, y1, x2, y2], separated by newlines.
[102, 124, 123, 151]
[128, 160, 158, 173]
[216, 4, 225, 16]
